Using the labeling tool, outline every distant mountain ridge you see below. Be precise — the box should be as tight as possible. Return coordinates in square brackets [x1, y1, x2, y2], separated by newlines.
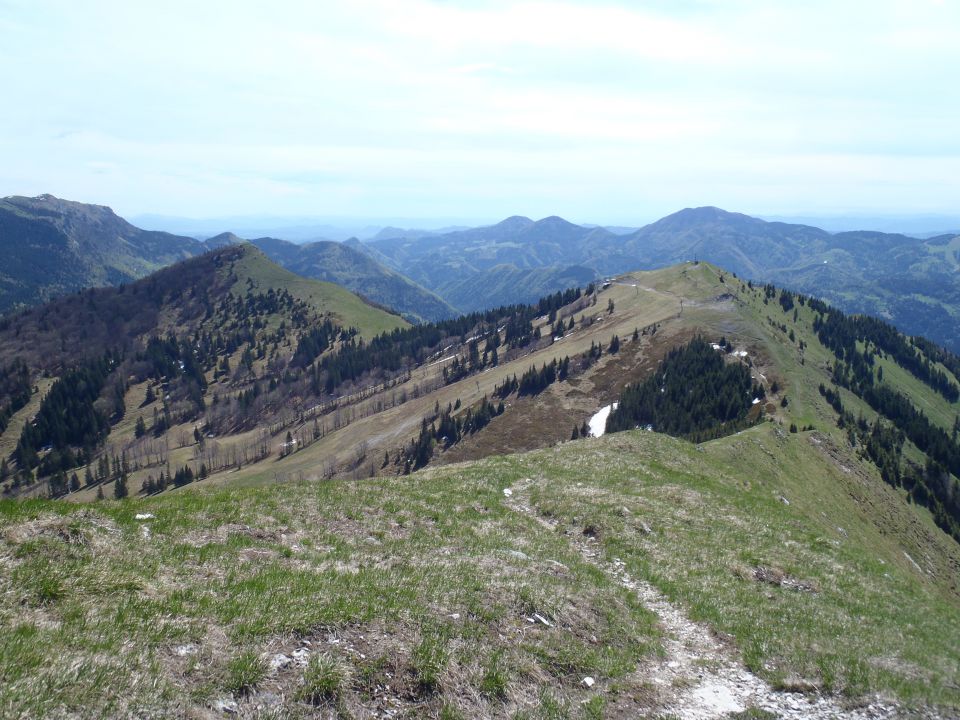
[4, 194, 960, 349]
[208, 233, 457, 323]
[0, 195, 456, 324]
[0, 194, 200, 312]
[362, 207, 960, 351]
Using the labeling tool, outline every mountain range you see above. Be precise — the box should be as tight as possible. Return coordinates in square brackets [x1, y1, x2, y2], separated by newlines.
[0, 195, 453, 324]
[1, 245, 958, 717]
[358, 207, 960, 350]
[3, 193, 960, 349]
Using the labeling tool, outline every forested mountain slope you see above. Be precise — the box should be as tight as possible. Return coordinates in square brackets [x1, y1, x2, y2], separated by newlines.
[1, 260, 959, 718]
[0, 194, 200, 313]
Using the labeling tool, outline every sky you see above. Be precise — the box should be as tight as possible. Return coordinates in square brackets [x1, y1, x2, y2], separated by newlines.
[1, 0, 959, 225]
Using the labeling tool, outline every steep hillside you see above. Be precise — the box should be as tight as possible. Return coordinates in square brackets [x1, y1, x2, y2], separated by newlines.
[435, 264, 598, 314]
[0, 243, 406, 372]
[0, 194, 201, 313]
[1, 261, 958, 718]
[245, 235, 458, 323]
[0, 243, 407, 495]
[0, 195, 454, 325]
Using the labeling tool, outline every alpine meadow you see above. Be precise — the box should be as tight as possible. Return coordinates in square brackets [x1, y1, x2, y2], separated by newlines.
[2, 2, 960, 719]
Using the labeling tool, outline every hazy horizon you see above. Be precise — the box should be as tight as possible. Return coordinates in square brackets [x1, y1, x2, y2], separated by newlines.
[2, 1, 958, 222]
[124, 207, 960, 242]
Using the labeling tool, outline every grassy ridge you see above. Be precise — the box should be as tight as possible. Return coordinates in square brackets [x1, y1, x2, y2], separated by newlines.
[1, 425, 958, 717]
[0, 454, 659, 718]
[229, 245, 409, 338]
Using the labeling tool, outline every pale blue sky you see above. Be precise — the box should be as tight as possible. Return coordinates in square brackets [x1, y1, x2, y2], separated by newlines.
[1, 0, 958, 224]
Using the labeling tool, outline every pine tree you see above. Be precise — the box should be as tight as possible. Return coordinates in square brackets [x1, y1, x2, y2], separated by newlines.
[135, 416, 147, 438]
[84, 466, 94, 487]
[571, 425, 580, 440]
[69, 473, 80, 492]
[0, 458, 8, 483]
[113, 475, 128, 499]
[96, 485, 104, 501]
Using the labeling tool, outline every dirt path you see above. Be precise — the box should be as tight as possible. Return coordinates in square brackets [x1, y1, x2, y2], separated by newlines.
[503, 479, 910, 720]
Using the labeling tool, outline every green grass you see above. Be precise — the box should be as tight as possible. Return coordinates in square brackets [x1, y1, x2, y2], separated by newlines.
[1, 422, 957, 717]
[223, 651, 267, 696]
[2, 261, 958, 717]
[298, 654, 347, 704]
[230, 244, 408, 338]
[0, 453, 660, 718]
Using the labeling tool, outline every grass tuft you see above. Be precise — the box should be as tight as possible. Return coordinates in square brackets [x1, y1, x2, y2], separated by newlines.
[223, 651, 267, 697]
[411, 627, 450, 693]
[298, 653, 347, 704]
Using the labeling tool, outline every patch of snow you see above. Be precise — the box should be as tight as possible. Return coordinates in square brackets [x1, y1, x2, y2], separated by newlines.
[502, 488, 513, 497]
[710, 343, 722, 350]
[752, 398, 760, 405]
[427, 355, 457, 367]
[736, 350, 748, 357]
[135, 513, 154, 520]
[588, 403, 618, 437]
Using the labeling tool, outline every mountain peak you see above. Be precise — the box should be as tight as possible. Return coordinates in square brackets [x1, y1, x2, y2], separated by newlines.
[3, 193, 117, 218]
[203, 232, 245, 249]
[534, 215, 578, 229]
[492, 215, 535, 231]
[666, 206, 745, 223]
